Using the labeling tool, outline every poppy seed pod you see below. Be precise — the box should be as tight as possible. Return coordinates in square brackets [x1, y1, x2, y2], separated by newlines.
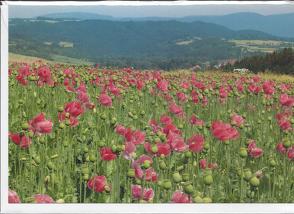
[239, 147, 248, 158]
[159, 160, 167, 170]
[163, 180, 172, 190]
[193, 196, 203, 203]
[204, 175, 213, 185]
[183, 184, 194, 194]
[250, 176, 260, 187]
[203, 197, 212, 203]
[172, 172, 182, 183]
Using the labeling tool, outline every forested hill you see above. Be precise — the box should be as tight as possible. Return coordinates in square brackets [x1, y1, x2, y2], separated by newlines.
[9, 18, 289, 69]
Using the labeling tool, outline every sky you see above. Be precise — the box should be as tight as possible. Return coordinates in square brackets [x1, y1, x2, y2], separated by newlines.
[9, 3, 294, 18]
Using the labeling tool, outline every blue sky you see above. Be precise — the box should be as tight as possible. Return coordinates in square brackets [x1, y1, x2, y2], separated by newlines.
[9, 4, 294, 18]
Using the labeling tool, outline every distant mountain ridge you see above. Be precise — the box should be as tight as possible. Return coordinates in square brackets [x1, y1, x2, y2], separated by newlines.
[9, 18, 292, 69]
[37, 12, 294, 38]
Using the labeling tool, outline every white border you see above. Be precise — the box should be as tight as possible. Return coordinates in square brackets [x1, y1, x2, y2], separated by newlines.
[1, 2, 9, 213]
[1, 1, 294, 213]
[3, 1, 293, 6]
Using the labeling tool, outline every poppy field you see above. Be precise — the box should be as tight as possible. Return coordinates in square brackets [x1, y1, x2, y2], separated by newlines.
[8, 62, 294, 203]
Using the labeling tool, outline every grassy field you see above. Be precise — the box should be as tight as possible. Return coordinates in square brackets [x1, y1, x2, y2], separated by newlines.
[9, 53, 93, 65]
[229, 39, 294, 53]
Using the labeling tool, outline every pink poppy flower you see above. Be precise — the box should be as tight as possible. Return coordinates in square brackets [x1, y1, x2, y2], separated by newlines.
[171, 191, 191, 203]
[287, 146, 294, 160]
[9, 133, 32, 149]
[29, 113, 53, 134]
[8, 190, 21, 203]
[169, 103, 183, 117]
[131, 185, 154, 202]
[98, 93, 112, 107]
[87, 175, 108, 193]
[280, 94, 294, 107]
[190, 115, 204, 126]
[188, 135, 204, 153]
[247, 142, 263, 158]
[100, 147, 117, 161]
[33, 194, 54, 203]
[231, 114, 244, 127]
[157, 80, 169, 92]
[211, 121, 239, 142]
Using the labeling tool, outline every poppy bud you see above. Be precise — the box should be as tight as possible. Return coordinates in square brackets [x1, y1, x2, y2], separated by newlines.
[47, 161, 54, 170]
[56, 199, 65, 203]
[89, 154, 97, 162]
[59, 123, 65, 129]
[203, 197, 212, 203]
[58, 106, 64, 112]
[33, 155, 41, 164]
[193, 196, 203, 203]
[204, 143, 210, 150]
[204, 175, 213, 185]
[100, 113, 107, 120]
[185, 151, 192, 158]
[239, 148, 248, 158]
[249, 176, 260, 187]
[111, 145, 117, 153]
[154, 137, 161, 143]
[163, 180, 172, 190]
[172, 172, 182, 183]
[28, 131, 34, 138]
[151, 145, 158, 153]
[159, 160, 167, 170]
[283, 140, 291, 148]
[269, 159, 276, 167]
[21, 122, 29, 130]
[142, 160, 151, 169]
[39, 136, 46, 144]
[183, 184, 194, 194]
[244, 169, 252, 181]
[83, 174, 89, 181]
